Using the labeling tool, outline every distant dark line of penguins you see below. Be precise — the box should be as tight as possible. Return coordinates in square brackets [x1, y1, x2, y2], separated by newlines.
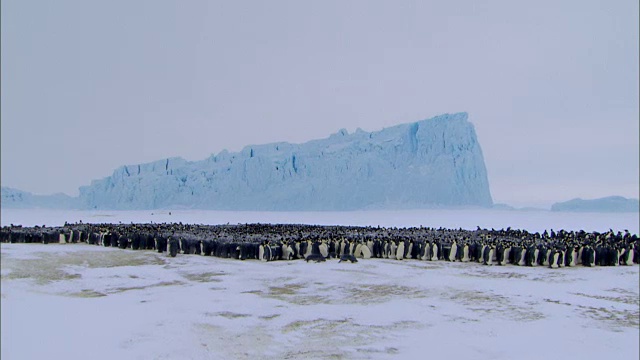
[1, 222, 639, 268]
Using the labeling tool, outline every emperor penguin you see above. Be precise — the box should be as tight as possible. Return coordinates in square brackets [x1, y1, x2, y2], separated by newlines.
[361, 243, 372, 259]
[431, 242, 439, 261]
[258, 242, 266, 261]
[461, 243, 470, 262]
[354, 242, 363, 258]
[396, 241, 405, 260]
[550, 250, 560, 269]
[517, 247, 527, 266]
[449, 240, 458, 262]
[532, 247, 540, 267]
[319, 240, 329, 258]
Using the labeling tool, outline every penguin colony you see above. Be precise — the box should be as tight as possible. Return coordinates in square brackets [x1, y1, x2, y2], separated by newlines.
[1, 223, 638, 267]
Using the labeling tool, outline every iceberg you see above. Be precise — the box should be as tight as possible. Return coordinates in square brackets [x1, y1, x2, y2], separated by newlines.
[551, 196, 639, 213]
[74, 112, 493, 210]
[1, 187, 78, 209]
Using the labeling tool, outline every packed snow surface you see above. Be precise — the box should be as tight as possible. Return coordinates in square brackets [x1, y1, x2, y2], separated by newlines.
[2, 209, 639, 360]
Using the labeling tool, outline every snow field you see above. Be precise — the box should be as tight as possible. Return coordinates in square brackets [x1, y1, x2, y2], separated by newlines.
[2, 242, 638, 360]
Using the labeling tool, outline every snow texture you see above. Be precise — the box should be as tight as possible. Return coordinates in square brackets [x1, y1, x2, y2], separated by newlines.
[2, 210, 638, 360]
[551, 196, 640, 213]
[77, 112, 493, 210]
[2, 208, 638, 234]
[2, 243, 638, 360]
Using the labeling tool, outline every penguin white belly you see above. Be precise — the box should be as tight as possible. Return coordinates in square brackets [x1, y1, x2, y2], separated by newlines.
[501, 247, 511, 265]
[431, 244, 438, 261]
[449, 245, 457, 262]
[396, 243, 405, 260]
[259, 245, 265, 261]
[518, 250, 526, 266]
[577, 248, 583, 265]
[406, 243, 413, 259]
[479, 245, 487, 263]
[487, 249, 494, 265]
[59, 234, 66, 244]
[569, 251, 577, 267]
[319, 243, 329, 258]
[421, 245, 429, 261]
[614, 250, 621, 266]
[305, 242, 313, 258]
[354, 244, 363, 258]
[361, 245, 372, 259]
[461, 246, 470, 262]
[559, 251, 566, 267]
[626, 249, 634, 265]
[532, 249, 539, 266]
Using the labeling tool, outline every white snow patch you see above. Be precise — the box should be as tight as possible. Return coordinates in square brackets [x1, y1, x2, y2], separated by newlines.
[2, 243, 638, 360]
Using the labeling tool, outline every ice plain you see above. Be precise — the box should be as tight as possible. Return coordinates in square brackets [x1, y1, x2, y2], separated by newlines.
[1, 209, 639, 360]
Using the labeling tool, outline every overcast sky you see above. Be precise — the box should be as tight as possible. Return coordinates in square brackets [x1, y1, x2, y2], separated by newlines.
[2, 0, 638, 208]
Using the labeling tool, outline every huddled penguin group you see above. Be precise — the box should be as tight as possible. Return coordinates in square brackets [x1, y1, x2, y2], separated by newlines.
[1, 223, 638, 268]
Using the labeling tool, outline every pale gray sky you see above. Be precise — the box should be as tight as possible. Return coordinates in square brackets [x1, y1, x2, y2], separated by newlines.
[2, 0, 638, 208]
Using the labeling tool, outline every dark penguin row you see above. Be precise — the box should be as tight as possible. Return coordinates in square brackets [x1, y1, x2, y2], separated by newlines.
[1, 223, 638, 267]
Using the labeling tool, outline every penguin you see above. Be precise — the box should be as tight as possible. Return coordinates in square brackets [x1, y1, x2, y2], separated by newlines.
[354, 242, 363, 258]
[360, 243, 372, 259]
[396, 241, 405, 260]
[305, 254, 326, 263]
[568, 247, 578, 267]
[461, 243, 470, 262]
[367, 239, 375, 255]
[421, 241, 431, 261]
[258, 242, 266, 262]
[284, 242, 294, 260]
[264, 243, 273, 261]
[338, 254, 358, 263]
[431, 242, 438, 261]
[517, 247, 527, 266]
[319, 241, 329, 258]
[449, 240, 458, 262]
[169, 237, 180, 257]
[390, 241, 398, 259]
[479, 244, 488, 263]
[550, 250, 560, 269]
[621, 246, 634, 265]
[482, 245, 493, 265]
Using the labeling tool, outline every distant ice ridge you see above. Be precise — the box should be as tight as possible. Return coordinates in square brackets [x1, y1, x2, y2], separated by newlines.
[1, 187, 77, 209]
[78, 112, 493, 210]
[551, 196, 639, 213]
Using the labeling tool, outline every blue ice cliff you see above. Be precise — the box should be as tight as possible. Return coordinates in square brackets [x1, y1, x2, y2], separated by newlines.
[77, 112, 493, 210]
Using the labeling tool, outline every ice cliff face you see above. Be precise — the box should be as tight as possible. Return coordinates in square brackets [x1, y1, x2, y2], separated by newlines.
[78, 112, 493, 210]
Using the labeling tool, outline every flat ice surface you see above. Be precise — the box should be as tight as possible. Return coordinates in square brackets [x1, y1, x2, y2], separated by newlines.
[2, 244, 638, 360]
[1, 208, 639, 234]
[1, 209, 639, 359]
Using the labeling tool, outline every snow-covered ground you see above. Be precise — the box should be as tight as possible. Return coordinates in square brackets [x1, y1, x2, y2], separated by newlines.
[1, 208, 639, 234]
[2, 209, 639, 359]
